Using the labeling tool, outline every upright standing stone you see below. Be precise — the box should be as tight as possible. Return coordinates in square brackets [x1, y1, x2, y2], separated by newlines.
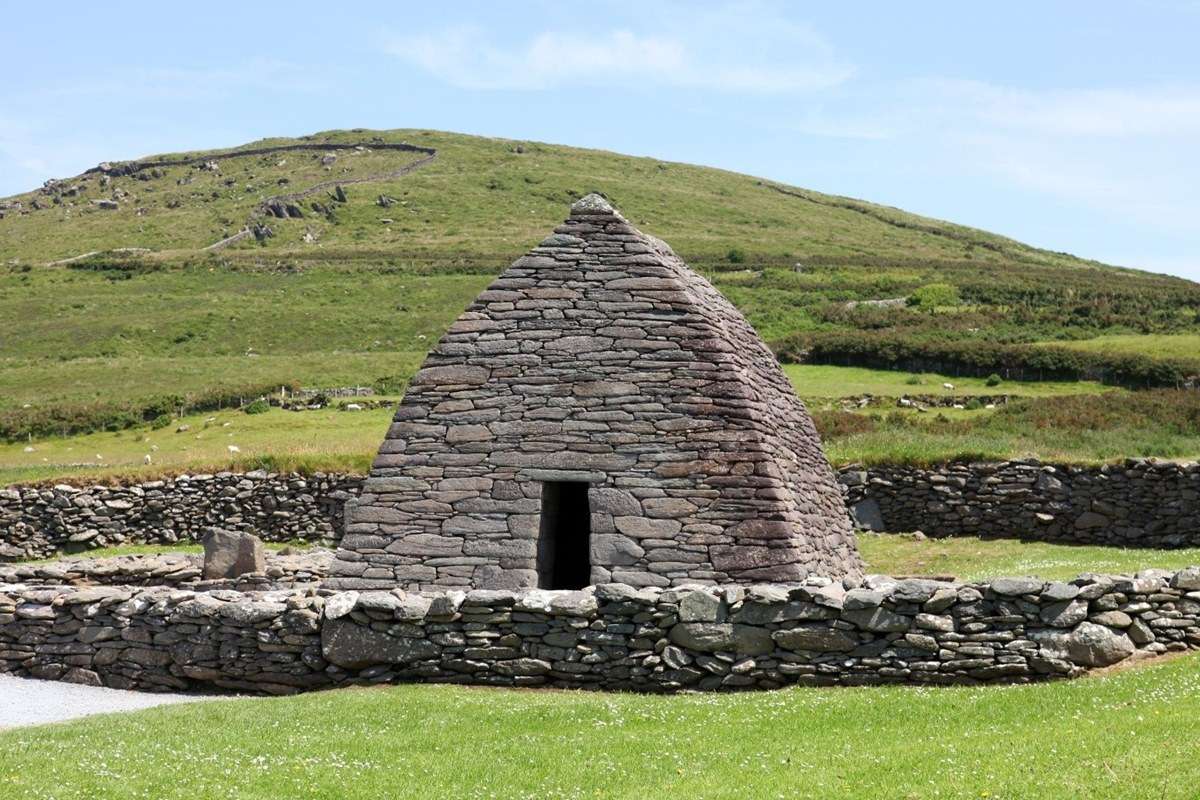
[203, 528, 265, 579]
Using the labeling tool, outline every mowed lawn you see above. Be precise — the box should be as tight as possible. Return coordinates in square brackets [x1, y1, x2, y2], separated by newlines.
[0, 653, 1197, 800]
[857, 533, 1200, 581]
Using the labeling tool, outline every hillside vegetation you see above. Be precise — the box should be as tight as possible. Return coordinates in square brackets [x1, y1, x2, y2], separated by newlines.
[0, 128, 1137, 265]
[1, 129, 1197, 467]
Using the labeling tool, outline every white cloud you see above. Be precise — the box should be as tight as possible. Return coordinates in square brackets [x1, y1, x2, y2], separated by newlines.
[818, 78, 1200, 239]
[918, 79, 1200, 137]
[383, 12, 852, 93]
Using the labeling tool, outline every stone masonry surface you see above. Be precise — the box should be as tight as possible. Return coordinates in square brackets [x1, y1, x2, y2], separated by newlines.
[2, 569, 1197, 694]
[331, 194, 861, 590]
[3, 459, 1198, 562]
[4, 456, 1199, 565]
[0, 549, 332, 591]
[841, 459, 1200, 546]
[0, 471, 360, 561]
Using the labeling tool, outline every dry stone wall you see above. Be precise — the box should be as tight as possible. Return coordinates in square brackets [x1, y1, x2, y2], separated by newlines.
[0, 549, 332, 590]
[3, 569, 1198, 694]
[841, 459, 1200, 546]
[3, 459, 1198, 562]
[0, 471, 361, 561]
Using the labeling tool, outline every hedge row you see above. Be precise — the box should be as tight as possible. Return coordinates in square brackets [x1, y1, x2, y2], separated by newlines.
[776, 332, 1200, 389]
[1, 382, 299, 442]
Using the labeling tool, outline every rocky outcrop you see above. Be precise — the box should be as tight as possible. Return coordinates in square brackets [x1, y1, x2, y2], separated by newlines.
[2, 569, 1197, 694]
[840, 459, 1200, 546]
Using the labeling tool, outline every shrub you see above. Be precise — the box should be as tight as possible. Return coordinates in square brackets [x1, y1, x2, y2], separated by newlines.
[150, 413, 172, 430]
[908, 283, 961, 309]
[774, 331, 1198, 389]
[726, 248, 746, 264]
[965, 398, 984, 411]
[243, 399, 270, 415]
[812, 410, 877, 440]
[373, 375, 410, 395]
[905, 374, 923, 386]
[986, 373, 1002, 387]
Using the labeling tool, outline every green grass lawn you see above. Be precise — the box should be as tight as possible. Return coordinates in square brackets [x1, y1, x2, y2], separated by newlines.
[2, 653, 1198, 799]
[857, 533, 1200, 581]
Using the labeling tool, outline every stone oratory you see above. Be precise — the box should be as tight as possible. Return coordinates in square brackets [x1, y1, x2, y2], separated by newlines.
[329, 194, 862, 590]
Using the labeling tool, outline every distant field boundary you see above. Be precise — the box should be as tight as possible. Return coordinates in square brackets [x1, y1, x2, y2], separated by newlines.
[83, 141, 436, 178]
[765, 182, 1016, 260]
[263, 151, 436, 207]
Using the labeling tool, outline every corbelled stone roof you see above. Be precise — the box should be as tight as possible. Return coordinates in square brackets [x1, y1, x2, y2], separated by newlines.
[328, 194, 862, 590]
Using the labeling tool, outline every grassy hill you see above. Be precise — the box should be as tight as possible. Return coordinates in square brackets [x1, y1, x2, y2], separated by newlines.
[1, 128, 1198, 476]
[0, 128, 1132, 266]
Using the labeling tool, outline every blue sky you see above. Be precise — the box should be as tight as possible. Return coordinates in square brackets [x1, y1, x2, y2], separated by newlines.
[3, 1, 1199, 281]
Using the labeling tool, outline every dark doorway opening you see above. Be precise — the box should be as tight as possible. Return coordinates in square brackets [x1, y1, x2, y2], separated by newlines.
[537, 481, 591, 589]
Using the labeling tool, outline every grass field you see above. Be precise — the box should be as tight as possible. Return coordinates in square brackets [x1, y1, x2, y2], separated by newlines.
[857, 533, 1200, 581]
[1041, 333, 1200, 360]
[820, 413, 1200, 466]
[2, 652, 1198, 799]
[0, 405, 390, 485]
[4, 381, 1198, 485]
[784, 364, 1107, 399]
[0, 260, 476, 410]
[1, 128, 1197, 476]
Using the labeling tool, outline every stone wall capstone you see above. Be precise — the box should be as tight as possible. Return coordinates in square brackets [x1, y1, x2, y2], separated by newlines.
[0, 549, 332, 590]
[2, 569, 1198, 694]
[840, 459, 1200, 547]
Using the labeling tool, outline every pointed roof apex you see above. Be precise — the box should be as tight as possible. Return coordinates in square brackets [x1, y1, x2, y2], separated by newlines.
[569, 193, 619, 217]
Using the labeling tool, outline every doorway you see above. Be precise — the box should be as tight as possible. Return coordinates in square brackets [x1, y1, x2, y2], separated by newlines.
[537, 481, 591, 589]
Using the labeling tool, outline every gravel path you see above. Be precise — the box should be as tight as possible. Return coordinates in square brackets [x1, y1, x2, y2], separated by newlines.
[0, 675, 212, 730]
